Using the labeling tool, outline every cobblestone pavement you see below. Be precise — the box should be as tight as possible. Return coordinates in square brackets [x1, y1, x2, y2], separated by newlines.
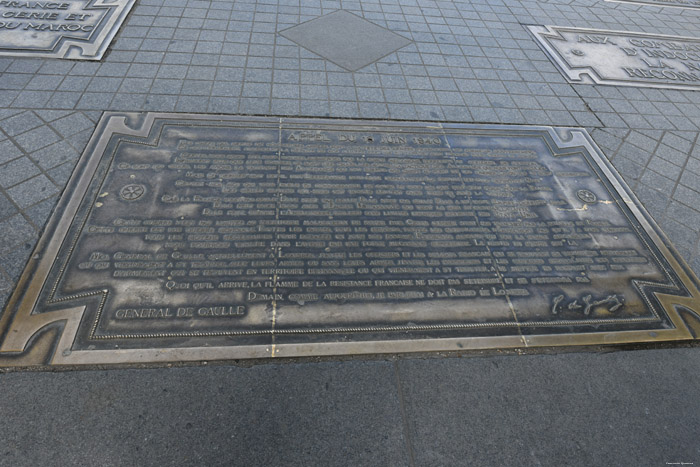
[1, 0, 700, 463]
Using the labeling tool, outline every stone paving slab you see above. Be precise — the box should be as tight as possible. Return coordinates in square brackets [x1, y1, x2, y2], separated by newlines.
[0, 110, 99, 309]
[0, 0, 696, 128]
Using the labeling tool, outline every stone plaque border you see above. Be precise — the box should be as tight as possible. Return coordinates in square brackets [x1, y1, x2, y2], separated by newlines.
[0, 0, 136, 60]
[0, 113, 698, 368]
[528, 25, 700, 91]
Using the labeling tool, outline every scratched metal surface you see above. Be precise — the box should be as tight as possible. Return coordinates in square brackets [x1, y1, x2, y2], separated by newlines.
[0, 113, 698, 367]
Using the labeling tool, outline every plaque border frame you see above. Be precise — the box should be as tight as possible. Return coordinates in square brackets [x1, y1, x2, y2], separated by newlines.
[0, 113, 698, 367]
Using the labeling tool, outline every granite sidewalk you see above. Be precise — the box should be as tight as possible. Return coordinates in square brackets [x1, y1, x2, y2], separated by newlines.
[0, 0, 699, 464]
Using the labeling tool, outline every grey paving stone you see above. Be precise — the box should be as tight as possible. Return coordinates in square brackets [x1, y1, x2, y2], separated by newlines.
[46, 92, 82, 109]
[118, 78, 154, 94]
[0, 361, 409, 467]
[0, 109, 24, 120]
[270, 98, 300, 114]
[617, 141, 653, 167]
[0, 0, 698, 411]
[6, 175, 59, 210]
[330, 101, 360, 117]
[175, 96, 210, 112]
[0, 111, 43, 137]
[624, 130, 657, 153]
[25, 144, 77, 175]
[647, 156, 682, 181]
[0, 213, 35, 255]
[0, 191, 17, 221]
[662, 132, 693, 153]
[0, 74, 32, 90]
[399, 349, 700, 467]
[0, 139, 23, 165]
[110, 94, 149, 111]
[22, 195, 57, 231]
[691, 256, 700, 277]
[13, 126, 61, 154]
[64, 129, 93, 156]
[667, 201, 700, 232]
[0, 157, 40, 189]
[150, 78, 184, 94]
[674, 185, 700, 209]
[25, 75, 63, 92]
[0, 270, 11, 309]
[57, 76, 91, 92]
[662, 218, 698, 254]
[634, 184, 670, 222]
[87, 77, 123, 93]
[33, 110, 72, 122]
[640, 170, 676, 196]
[300, 100, 330, 116]
[47, 161, 77, 187]
[48, 113, 96, 139]
[143, 95, 178, 111]
[657, 144, 690, 167]
[611, 156, 644, 185]
[686, 157, 700, 177]
[12, 91, 53, 109]
[679, 169, 700, 193]
[0, 241, 34, 281]
[37, 61, 74, 75]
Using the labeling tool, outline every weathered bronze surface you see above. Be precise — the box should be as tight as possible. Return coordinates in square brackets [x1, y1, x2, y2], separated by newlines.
[1, 114, 698, 367]
[0, 0, 135, 59]
[606, 0, 700, 8]
[529, 26, 700, 90]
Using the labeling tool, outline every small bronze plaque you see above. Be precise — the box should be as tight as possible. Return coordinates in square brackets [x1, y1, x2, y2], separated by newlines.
[1, 114, 698, 367]
[606, 0, 700, 8]
[0, 0, 135, 60]
[529, 26, 700, 91]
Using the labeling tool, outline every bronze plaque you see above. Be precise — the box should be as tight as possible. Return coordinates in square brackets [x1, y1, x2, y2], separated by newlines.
[529, 26, 700, 91]
[0, 0, 135, 60]
[1, 114, 698, 367]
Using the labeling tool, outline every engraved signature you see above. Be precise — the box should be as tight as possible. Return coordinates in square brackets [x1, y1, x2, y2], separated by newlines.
[551, 293, 624, 315]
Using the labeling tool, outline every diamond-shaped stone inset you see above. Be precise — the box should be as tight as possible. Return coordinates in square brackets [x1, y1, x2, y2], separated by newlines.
[279, 10, 411, 72]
